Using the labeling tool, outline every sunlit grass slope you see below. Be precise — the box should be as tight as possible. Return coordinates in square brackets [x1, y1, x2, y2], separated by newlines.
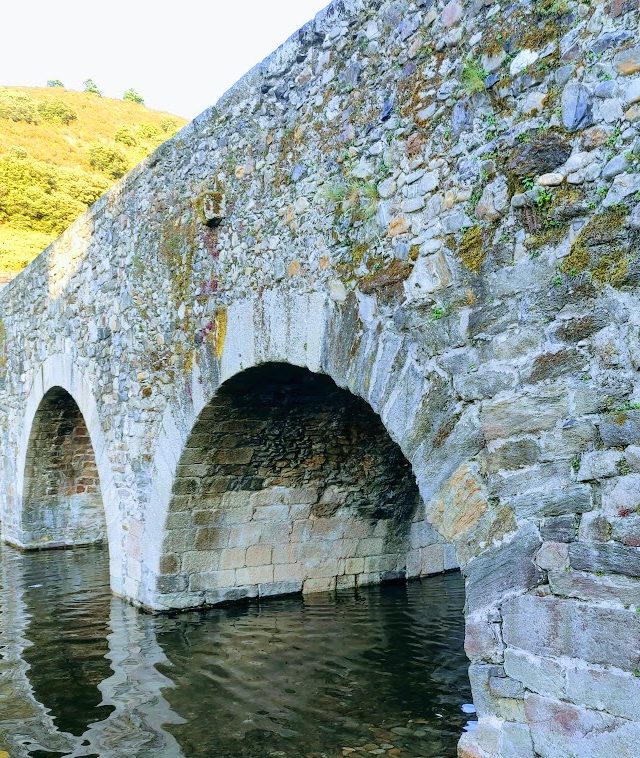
[0, 86, 187, 278]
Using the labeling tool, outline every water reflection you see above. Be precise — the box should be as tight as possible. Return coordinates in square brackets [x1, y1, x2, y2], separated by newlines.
[0, 546, 471, 758]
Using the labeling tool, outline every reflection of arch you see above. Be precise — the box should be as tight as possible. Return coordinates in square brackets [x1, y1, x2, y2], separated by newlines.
[22, 387, 106, 548]
[0, 546, 183, 756]
[7, 354, 122, 587]
[141, 292, 466, 610]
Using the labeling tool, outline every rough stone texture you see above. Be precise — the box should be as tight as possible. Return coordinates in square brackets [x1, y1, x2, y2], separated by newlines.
[0, 0, 638, 755]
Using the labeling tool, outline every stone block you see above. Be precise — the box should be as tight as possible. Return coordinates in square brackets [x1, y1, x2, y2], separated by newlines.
[219, 546, 246, 569]
[540, 515, 578, 543]
[336, 574, 357, 589]
[189, 569, 235, 591]
[502, 594, 640, 670]
[310, 516, 346, 540]
[612, 515, 640, 547]
[509, 484, 593, 519]
[525, 693, 640, 757]
[228, 522, 262, 547]
[252, 504, 290, 522]
[273, 562, 306, 582]
[245, 543, 272, 567]
[157, 574, 188, 593]
[303, 577, 336, 593]
[364, 554, 398, 573]
[599, 412, 640, 447]
[409, 519, 439, 549]
[549, 569, 640, 607]
[420, 543, 445, 574]
[577, 450, 625, 481]
[566, 663, 640, 721]
[489, 675, 525, 700]
[236, 564, 273, 585]
[498, 722, 534, 758]
[182, 550, 221, 573]
[486, 437, 541, 473]
[344, 557, 365, 574]
[569, 540, 640, 577]
[194, 527, 230, 550]
[469, 662, 526, 721]
[250, 486, 318, 506]
[464, 524, 542, 612]
[205, 585, 258, 605]
[212, 447, 254, 464]
[355, 537, 385, 556]
[503, 648, 565, 699]
[481, 388, 568, 441]
[535, 541, 569, 571]
[258, 580, 302, 597]
[218, 505, 254, 525]
[272, 544, 301, 564]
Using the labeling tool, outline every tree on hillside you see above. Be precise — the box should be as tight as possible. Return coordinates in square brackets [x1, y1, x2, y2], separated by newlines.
[83, 79, 102, 96]
[46, 79, 64, 88]
[123, 88, 144, 105]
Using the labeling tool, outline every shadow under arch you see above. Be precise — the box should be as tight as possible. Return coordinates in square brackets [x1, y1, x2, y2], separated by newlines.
[154, 361, 455, 611]
[21, 386, 106, 548]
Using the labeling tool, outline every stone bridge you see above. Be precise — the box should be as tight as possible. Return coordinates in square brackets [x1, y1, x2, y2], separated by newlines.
[1, 0, 640, 755]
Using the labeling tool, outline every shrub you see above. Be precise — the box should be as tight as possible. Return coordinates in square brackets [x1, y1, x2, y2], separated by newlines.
[0, 91, 39, 123]
[160, 118, 179, 133]
[83, 79, 102, 96]
[137, 122, 162, 140]
[38, 99, 77, 125]
[123, 88, 144, 105]
[46, 79, 64, 88]
[87, 143, 128, 178]
[0, 152, 108, 234]
[114, 126, 137, 146]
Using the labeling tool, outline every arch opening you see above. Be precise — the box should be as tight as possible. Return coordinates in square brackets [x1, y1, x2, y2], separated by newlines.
[21, 387, 106, 549]
[158, 363, 456, 608]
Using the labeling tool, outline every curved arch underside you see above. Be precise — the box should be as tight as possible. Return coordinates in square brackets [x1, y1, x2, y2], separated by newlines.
[21, 387, 106, 549]
[158, 363, 455, 608]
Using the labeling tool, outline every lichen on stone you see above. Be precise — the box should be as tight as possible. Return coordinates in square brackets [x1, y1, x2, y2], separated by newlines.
[560, 205, 634, 286]
[458, 226, 486, 273]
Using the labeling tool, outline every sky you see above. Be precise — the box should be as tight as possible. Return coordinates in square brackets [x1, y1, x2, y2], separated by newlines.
[1, 0, 331, 120]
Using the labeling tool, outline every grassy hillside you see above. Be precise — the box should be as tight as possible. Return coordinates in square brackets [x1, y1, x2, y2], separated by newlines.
[0, 86, 187, 278]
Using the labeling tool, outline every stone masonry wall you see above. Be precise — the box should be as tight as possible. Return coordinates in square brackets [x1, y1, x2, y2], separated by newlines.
[159, 363, 454, 607]
[0, 0, 639, 755]
[20, 387, 105, 548]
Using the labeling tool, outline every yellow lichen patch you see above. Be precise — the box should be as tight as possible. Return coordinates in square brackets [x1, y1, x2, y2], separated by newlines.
[287, 260, 301, 276]
[560, 206, 630, 284]
[458, 226, 486, 273]
[591, 249, 630, 286]
[429, 463, 488, 542]
[213, 308, 228, 361]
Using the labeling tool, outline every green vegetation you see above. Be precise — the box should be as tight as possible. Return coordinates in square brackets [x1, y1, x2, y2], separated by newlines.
[0, 86, 186, 277]
[461, 59, 487, 94]
[46, 80, 64, 88]
[123, 88, 144, 105]
[83, 78, 102, 96]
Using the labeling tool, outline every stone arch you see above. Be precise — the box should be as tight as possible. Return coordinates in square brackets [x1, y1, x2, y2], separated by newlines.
[21, 386, 106, 548]
[155, 361, 456, 609]
[6, 354, 122, 583]
[140, 291, 481, 611]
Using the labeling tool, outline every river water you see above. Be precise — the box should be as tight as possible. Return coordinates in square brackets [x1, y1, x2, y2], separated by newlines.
[0, 545, 473, 758]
